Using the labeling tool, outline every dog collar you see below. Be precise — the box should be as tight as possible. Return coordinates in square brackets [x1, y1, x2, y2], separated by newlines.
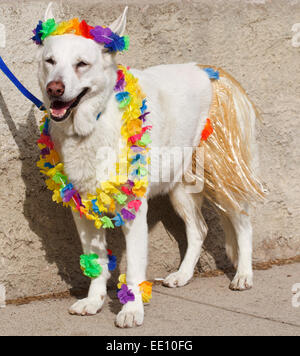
[32, 18, 129, 53]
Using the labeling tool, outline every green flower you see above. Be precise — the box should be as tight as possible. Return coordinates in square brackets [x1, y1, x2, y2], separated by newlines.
[119, 97, 131, 109]
[114, 193, 127, 205]
[40, 19, 58, 40]
[100, 216, 114, 229]
[138, 133, 152, 147]
[80, 254, 102, 279]
[123, 35, 130, 51]
[52, 172, 67, 184]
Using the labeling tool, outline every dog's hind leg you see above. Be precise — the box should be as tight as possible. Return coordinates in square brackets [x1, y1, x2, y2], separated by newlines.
[221, 204, 253, 291]
[69, 211, 110, 316]
[163, 183, 208, 288]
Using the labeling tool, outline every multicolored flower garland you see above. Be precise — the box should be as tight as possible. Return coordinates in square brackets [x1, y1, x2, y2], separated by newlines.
[79, 255, 153, 306]
[32, 18, 129, 53]
[37, 65, 151, 230]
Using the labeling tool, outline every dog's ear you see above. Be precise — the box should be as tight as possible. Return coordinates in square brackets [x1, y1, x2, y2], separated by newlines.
[109, 7, 128, 36]
[44, 2, 55, 22]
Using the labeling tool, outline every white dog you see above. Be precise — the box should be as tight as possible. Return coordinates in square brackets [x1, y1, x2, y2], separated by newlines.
[37, 4, 263, 328]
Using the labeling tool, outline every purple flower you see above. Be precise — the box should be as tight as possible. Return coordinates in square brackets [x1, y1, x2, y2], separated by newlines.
[127, 180, 134, 188]
[121, 208, 136, 221]
[139, 112, 150, 123]
[63, 188, 77, 203]
[90, 26, 113, 44]
[60, 184, 76, 203]
[117, 284, 135, 304]
[114, 77, 125, 92]
[130, 145, 145, 153]
[40, 147, 50, 156]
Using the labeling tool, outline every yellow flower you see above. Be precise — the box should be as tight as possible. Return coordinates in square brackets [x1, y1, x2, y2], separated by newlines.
[82, 199, 92, 211]
[116, 157, 130, 175]
[37, 159, 47, 169]
[63, 199, 75, 208]
[117, 274, 127, 289]
[123, 102, 142, 122]
[134, 178, 148, 189]
[97, 202, 108, 214]
[132, 178, 148, 197]
[87, 194, 97, 201]
[98, 192, 112, 206]
[121, 125, 130, 141]
[51, 20, 74, 36]
[110, 175, 128, 186]
[45, 163, 64, 178]
[45, 178, 59, 191]
[52, 190, 62, 203]
[100, 182, 120, 195]
[94, 218, 102, 229]
[37, 143, 46, 150]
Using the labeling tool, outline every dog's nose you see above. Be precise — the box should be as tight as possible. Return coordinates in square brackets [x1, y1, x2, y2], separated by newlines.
[46, 80, 65, 98]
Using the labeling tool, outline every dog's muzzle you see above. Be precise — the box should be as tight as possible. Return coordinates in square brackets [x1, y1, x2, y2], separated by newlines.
[49, 88, 89, 122]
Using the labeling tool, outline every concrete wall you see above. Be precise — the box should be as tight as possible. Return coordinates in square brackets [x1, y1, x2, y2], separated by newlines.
[0, 0, 299, 300]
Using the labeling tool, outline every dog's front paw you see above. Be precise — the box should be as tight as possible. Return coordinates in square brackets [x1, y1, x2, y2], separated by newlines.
[69, 296, 105, 316]
[115, 300, 144, 328]
[230, 272, 253, 291]
[163, 270, 193, 288]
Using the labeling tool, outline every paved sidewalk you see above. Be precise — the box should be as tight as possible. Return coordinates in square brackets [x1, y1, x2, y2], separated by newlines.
[0, 263, 299, 336]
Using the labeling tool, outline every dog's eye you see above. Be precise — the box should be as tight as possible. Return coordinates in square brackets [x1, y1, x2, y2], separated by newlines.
[77, 61, 89, 68]
[45, 58, 55, 65]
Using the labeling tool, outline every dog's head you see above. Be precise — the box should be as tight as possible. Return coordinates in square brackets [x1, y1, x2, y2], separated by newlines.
[37, 3, 128, 136]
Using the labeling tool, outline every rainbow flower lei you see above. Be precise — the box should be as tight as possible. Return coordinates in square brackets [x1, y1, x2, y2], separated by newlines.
[32, 18, 129, 52]
[37, 65, 152, 230]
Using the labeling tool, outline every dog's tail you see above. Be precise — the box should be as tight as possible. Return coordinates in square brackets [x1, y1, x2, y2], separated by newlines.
[196, 65, 265, 215]
[196, 65, 265, 264]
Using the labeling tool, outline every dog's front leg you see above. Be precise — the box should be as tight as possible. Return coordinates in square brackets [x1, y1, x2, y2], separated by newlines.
[69, 211, 110, 316]
[115, 199, 148, 328]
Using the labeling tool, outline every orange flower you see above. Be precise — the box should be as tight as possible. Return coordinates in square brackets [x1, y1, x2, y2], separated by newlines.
[139, 281, 153, 303]
[69, 18, 81, 35]
[201, 118, 213, 141]
[127, 118, 142, 136]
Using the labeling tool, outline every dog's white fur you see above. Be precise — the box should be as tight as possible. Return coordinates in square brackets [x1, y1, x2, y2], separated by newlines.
[37, 5, 255, 328]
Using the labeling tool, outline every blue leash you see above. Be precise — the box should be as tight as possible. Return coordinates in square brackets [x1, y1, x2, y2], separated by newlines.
[0, 56, 45, 111]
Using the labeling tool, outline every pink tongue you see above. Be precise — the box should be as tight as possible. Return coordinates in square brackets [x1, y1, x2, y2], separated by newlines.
[50, 100, 75, 117]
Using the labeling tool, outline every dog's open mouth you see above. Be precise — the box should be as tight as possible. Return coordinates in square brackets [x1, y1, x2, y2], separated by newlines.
[49, 88, 89, 122]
